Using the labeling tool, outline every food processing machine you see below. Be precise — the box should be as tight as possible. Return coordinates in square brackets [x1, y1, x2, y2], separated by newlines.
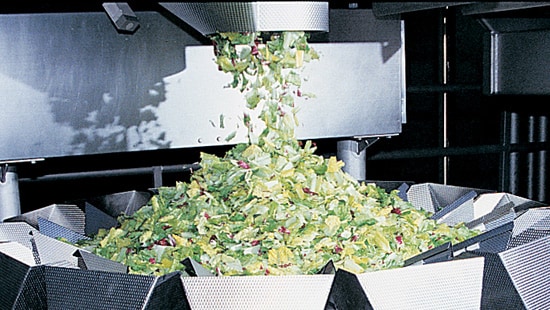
[1, 2, 549, 309]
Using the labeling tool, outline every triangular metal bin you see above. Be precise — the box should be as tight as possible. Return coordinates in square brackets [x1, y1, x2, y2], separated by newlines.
[452, 221, 514, 255]
[0, 250, 47, 309]
[0, 222, 40, 245]
[403, 221, 514, 267]
[74, 249, 128, 273]
[421, 187, 547, 231]
[430, 189, 478, 225]
[497, 234, 550, 309]
[404, 208, 550, 310]
[0, 223, 83, 268]
[402, 223, 526, 309]
[38, 217, 90, 244]
[454, 234, 550, 310]
[466, 192, 545, 231]
[448, 203, 550, 254]
[0, 221, 81, 267]
[70, 190, 152, 235]
[178, 257, 336, 309]
[83, 190, 152, 218]
[84, 201, 120, 235]
[44, 267, 189, 310]
[327, 257, 485, 310]
[181, 257, 216, 277]
[507, 207, 550, 249]
[181, 273, 335, 310]
[456, 251, 526, 310]
[406, 182, 493, 214]
[0, 215, 191, 309]
[3, 203, 86, 234]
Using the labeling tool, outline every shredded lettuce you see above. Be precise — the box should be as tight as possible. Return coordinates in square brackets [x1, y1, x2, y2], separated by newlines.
[79, 32, 479, 276]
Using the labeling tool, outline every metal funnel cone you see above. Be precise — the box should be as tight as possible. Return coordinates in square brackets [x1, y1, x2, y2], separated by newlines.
[159, 2, 329, 36]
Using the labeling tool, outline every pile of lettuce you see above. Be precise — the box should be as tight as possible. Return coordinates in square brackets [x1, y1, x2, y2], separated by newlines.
[79, 32, 479, 276]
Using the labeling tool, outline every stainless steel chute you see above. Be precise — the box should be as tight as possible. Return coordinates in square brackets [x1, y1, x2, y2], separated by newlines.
[159, 2, 329, 36]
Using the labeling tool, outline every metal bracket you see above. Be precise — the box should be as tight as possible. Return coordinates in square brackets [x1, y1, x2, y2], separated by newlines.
[1, 164, 7, 183]
[347, 137, 381, 155]
[153, 166, 163, 188]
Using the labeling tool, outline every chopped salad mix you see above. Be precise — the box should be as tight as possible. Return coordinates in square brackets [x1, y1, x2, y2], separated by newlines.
[78, 32, 479, 276]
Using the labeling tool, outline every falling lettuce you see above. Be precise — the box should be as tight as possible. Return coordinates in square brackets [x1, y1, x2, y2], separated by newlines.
[78, 32, 479, 276]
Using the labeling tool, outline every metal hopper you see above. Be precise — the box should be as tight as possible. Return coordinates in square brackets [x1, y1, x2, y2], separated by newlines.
[159, 2, 329, 36]
[4, 203, 85, 234]
[0, 220, 190, 309]
[327, 257, 485, 309]
[83, 190, 153, 217]
[2, 184, 549, 309]
[44, 267, 188, 310]
[403, 203, 550, 309]
[181, 273, 335, 309]
[406, 183, 547, 228]
[452, 233, 550, 310]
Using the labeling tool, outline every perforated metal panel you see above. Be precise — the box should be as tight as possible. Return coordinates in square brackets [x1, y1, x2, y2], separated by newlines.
[38, 217, 89, 244]
[44, 267, 156, 310]
[499, 235, 550, 309]
[508, 208, 550, 249]
[432, 190, 477, 225]
[407, 183, 490, 213]
[159, 2, 329, 36]
[14, 266, 47, 310]
[462, 251, 526, 310]
[2, 223, 83, 271]
[181, 274, 334, 309]
[33, 232, 81, 267]
[452, 222, 513, 256]
[355, 257, 485, 310]
[0, 251, 47, 309]
[0, 222, 39, 247]
[403, 203, 550, 310]
[4, 204, 85, 234]
[0, 242, 37, 266]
